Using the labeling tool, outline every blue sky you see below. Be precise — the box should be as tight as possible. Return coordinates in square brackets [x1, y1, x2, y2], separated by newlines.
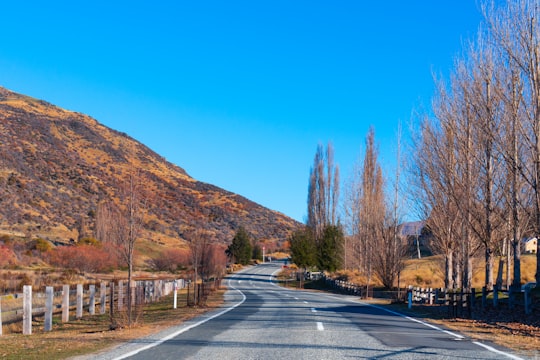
[0, 1, 485, 222]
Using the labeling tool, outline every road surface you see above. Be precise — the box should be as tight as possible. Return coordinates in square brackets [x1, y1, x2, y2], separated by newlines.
[88, 262, 527, 360]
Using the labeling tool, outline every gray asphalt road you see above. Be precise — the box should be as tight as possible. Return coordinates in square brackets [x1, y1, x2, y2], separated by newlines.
[87, 263, 528, 360]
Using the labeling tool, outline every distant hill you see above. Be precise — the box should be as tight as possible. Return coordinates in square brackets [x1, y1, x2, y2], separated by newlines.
[0, 86, 301, 250]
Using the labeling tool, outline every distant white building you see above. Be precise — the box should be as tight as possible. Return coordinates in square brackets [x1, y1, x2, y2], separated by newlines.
[523, 237, 537, 254]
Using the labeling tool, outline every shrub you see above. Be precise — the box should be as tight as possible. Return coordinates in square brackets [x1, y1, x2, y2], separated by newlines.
[35, 238, 52, 252]
[78, 237, 100, 246]
[147, 248, 189, 273]
[18, 273, 32, 290]
[0, 246, 18, 268]
[48, 244, 117, 273]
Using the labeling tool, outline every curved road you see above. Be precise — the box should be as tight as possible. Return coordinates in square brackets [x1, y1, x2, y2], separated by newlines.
[90, 262, 526, 360]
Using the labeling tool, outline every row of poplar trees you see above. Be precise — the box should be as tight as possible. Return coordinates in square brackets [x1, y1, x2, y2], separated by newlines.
[413, 0, 540, 291]
[292, 0, 540, 293]
[291, 136, 405, 294]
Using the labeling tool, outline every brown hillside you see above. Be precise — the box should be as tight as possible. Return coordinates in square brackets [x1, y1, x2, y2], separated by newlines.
[0, 86, 301, 248]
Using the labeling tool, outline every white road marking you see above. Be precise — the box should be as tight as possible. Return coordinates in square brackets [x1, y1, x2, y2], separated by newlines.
[311, 308, 317, 313]
[317, 322, 324, 331]
[110, 277, 247, 360]
[334, 297, 524, 360]
[303, 301, 308, 304]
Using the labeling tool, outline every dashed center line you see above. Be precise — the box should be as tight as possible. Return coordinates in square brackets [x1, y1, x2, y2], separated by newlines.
[317, 322, 324, 331]
[311, 308, 317, 313]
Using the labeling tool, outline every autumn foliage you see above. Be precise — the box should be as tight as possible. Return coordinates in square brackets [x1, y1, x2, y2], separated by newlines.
[147, 248, 190, 273]
[48, 244, 118, 273]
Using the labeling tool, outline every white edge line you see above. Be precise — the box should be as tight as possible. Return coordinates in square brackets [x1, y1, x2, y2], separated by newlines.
[269, 267, 523, 359]
[112, 278, 247, 360]
[345, 299, 523, 360]
[472, 341, 525, 360]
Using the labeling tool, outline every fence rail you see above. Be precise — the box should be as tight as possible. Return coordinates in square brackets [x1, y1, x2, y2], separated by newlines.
[303, 273, 535, 319]
[407, 285, 535, 317]
[0, 278, 188, 335]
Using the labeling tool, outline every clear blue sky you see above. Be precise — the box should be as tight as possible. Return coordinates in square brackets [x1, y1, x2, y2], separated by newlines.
[0, 1, 485, 222]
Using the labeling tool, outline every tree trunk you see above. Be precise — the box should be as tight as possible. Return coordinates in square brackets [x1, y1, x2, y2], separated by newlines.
[485, 248, 494, 291]
[445, 251, 453, 289]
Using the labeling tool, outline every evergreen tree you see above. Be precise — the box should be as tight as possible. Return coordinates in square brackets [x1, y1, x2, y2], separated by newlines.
[318, 224, 344, 272]
[226, 227, 253, 265]
[289, 229, 317, 270]
[252, 243, 263, 262]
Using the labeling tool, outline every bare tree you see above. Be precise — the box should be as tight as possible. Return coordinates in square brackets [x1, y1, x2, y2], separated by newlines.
[357, 128, 385, 295]
[186, 228, 213, 305]
[96, 171, 146, 326]
[412, 112, 460, 288]
[307, 142, 340, 239]
[373, 124, 406, 289]
[116, 171, 146, 325]
[484, 0, 540, 285]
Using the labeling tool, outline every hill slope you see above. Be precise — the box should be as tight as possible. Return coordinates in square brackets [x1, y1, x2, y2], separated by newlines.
[0, 86, 301, 248]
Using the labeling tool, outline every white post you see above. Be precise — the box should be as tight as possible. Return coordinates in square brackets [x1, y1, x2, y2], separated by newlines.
[262, 246, 265, 263]
[153, 280, 159, 301]
[173, 280, 178, 309]
[76, 284, 83, 319]
[131, 281, 136, 306]
[100, 282, 106, 315]
[62, 285, 70, 322]
[23, 285, 32, 335]
[89, 285, 95, 315]
[44, 286, 53, 331]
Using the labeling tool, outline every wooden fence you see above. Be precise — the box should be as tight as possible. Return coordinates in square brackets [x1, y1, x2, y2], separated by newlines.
[407, 285, 535, 318]
[0, 278, 184, 335]
[312, 273, 535, 319]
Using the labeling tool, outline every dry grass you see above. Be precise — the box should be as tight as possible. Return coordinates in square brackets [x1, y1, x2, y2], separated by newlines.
[376, 254, 536, 289]
[0, 288, 225, 359]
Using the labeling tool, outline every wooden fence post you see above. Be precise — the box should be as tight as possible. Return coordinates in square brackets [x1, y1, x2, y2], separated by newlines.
[109, 282, 115, 319]
[23, 285, 32, 335]
[118, 281, 124, 311]
[524, 287, 531, 315]
[89, 285, 95, 315]
[76, 284, 83, 319]
[131, 281, 136, 306]
[62, 285, 70, 322]
[44, 286, 53, 331]
[0, 296, 3, 336]
[100, 282, 106, 315]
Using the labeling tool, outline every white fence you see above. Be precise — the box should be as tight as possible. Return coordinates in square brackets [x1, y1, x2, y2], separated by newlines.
[0, 279, 185, 335]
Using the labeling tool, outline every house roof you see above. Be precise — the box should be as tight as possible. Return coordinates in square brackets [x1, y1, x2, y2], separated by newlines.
[399, 221, 424, 237]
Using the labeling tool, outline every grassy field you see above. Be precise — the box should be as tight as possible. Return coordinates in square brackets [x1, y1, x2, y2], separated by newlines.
[331, 254, 537, 289]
